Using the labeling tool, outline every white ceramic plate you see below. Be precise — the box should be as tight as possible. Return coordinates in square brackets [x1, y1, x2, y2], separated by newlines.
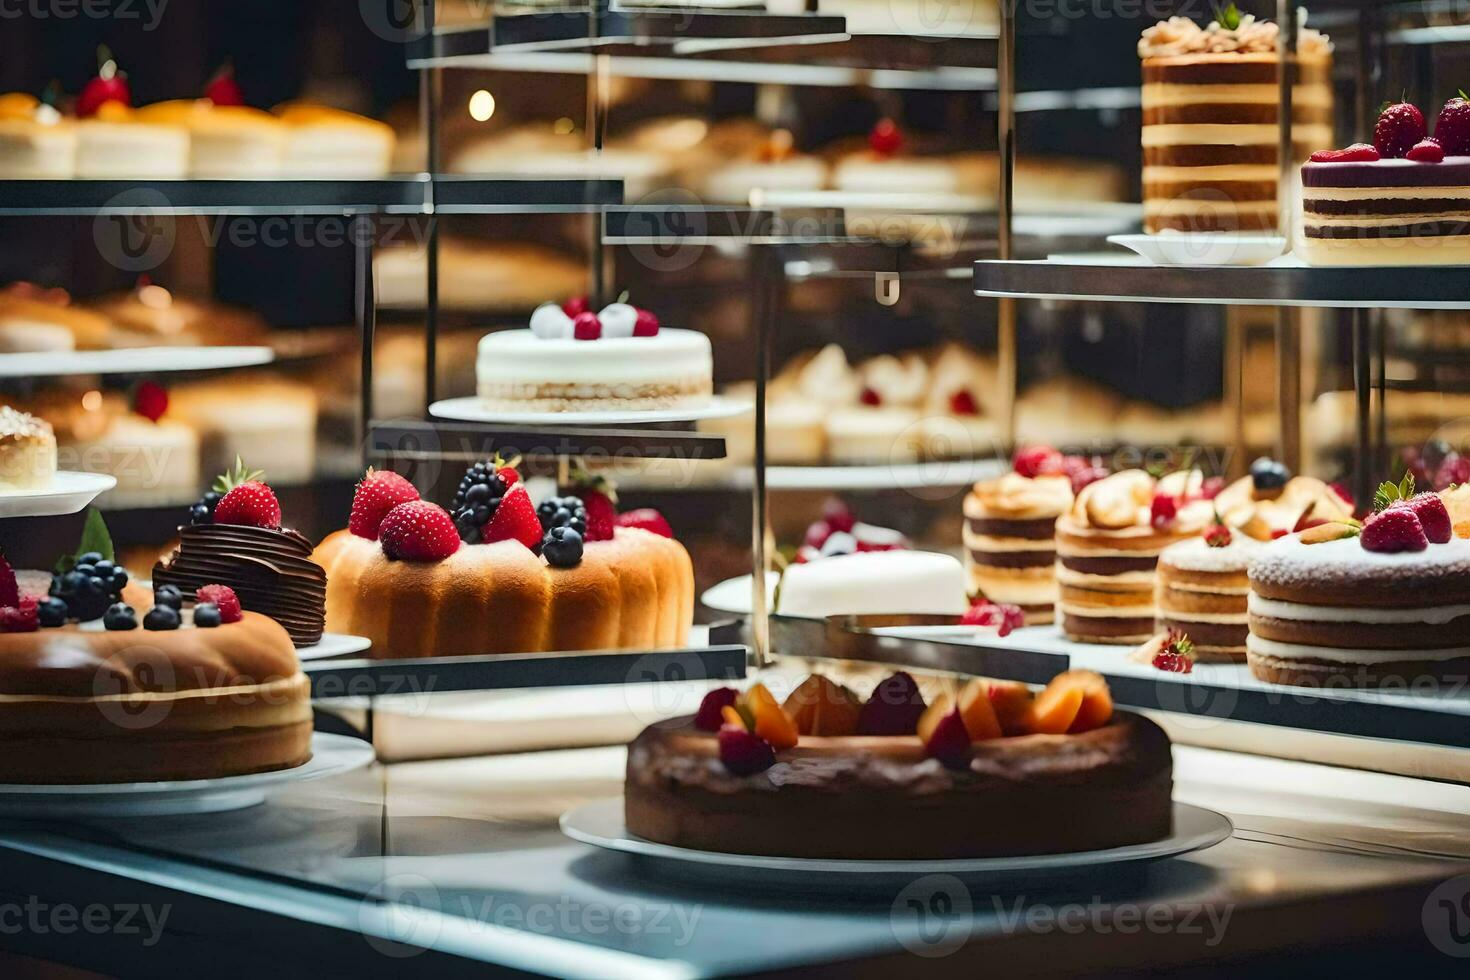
[0, 471, 117, 518]
[427, 395, 751, 426]
[562, 798, 1232, 889]
[295, 633, 373, 662]
[0, 346, 275, 378]
[0, 733, 375, 818]
[700, 572, 779, 615]
[1108, 233, 1287, 268]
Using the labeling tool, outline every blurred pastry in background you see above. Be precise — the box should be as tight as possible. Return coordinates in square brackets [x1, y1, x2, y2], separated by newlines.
[26, 386, 199, 501]
[316, 326, 480, 428]
[136, 100, 286, 178]
[0, 285, 111, 352]
[88, 281, 271, 348]
[919, 344, 1001, 458]
[825, 405, 923, 463]
[452, 123, 672, 198]
[375, 236, 585, 312]
[831, 120, 984, 196]
[0, 93, 75, 178]
[0, 405, 57, 490]
[75, 102, 189, 178]
[1016, 378, 1122, 448]
[695, 129, 828, 205]
[274, 103, 394, 177]
[169, 375, 318, 486]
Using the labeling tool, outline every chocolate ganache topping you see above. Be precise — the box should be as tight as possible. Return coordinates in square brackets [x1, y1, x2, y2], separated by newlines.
[153, 524, 327, 647]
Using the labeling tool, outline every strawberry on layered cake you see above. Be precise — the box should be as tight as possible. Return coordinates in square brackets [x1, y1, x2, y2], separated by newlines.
[1057, 469, 1214, 644]
[1158, 459, 1357, 662]
[153, 458, 327, 647]
[1300, 97, 1470, 266]
[0, 520, 309, 783]
[962, 446, 1098, 626]
[626, 670, 1173, 859]
[1138, 7, 1332, 233]
[476, 299, 713, 413]
[1247, 479, 1470, 686]
[312, 461, 694, 658]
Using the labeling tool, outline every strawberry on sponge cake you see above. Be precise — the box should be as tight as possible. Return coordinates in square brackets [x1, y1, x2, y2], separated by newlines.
[1247, 479, 1470, 686]
[313, 460, 693, 659]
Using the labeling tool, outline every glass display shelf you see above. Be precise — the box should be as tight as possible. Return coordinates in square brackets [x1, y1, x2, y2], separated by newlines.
[0, 346, 275, 377]
[974, 254, 1470, 310]
[304, 644, 748, 698]
[0, 175, 622, 216]
[772, 616, 1470, 751]
[366, 418, 728, 463]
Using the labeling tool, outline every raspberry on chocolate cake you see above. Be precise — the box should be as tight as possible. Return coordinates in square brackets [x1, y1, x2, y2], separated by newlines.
[963, 466, 1073, 625]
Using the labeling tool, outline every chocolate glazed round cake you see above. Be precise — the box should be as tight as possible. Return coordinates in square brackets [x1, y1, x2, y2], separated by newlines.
[1247, 536, 1470, 686]
[625, 712, 1173, 860]
[154, 524, 327, 647]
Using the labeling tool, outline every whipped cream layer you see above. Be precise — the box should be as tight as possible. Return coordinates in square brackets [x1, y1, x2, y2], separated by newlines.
[1247, 633, 1470, 665]
[476, 327, 712, 410]
[153, 524, 326, 646]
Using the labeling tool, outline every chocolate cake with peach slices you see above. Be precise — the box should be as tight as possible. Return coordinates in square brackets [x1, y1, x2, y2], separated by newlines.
[625, 671, 1174, 860]
[1056, 469, 1213, 645]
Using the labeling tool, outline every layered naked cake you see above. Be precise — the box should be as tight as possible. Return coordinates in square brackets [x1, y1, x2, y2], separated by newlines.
[963, 472, 1073, 625]
[1139, 14, 1332, 233]
[1157, 533, 1258, 662]
[0, 406, 56, 490]
[477, 302, 712, 413]
[1299, 156, 1470, 265]
[1057, 470, 1210, 644]
[1248, 533, 1470, 685]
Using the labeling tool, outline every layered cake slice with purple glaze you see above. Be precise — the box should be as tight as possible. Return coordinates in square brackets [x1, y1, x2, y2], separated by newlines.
[1300, 97, 1470, 265]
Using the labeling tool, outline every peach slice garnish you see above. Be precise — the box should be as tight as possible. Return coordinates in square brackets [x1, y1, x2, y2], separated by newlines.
[956, 679, 1003, 741]
[1054, 669, 1113, 733]
[745, 683, 799, 750]
[783, 675, 862, 737]
[986, 679, 1035, 736]
[1023, 683, 1084, 735]
[916, 693, 954, 745]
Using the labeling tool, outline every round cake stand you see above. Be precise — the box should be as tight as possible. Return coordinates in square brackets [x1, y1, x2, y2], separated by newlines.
[561, 798, 1232, 892]
[426, 395, 751, 426]
[0, 733, 375, 819]
[295, 633, 373, 661]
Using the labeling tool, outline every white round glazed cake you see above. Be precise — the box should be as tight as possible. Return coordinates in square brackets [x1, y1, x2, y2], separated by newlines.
[476, 328, 713, 413]
[1246, 534, 1470, 685]
[776, 550, 969, 619]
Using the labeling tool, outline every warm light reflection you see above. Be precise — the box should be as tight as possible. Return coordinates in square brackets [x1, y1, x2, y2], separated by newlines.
[552, 116, 575, 135]
[468, 90, 495, 122]
[81, 390, 103, 412]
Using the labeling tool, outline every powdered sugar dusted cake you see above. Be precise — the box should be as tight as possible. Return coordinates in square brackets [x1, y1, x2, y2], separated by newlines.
[1247, 534, 1470, 686]
[476, 302, 712, 413]
[1157, 534, 1260, 662]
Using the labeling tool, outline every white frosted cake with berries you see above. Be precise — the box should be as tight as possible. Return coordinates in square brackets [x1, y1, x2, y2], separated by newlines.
[477, 301, 712, 413]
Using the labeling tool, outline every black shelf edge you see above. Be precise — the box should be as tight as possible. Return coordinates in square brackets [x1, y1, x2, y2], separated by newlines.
[407, 9, 849, 64]
[305, 644, 749, 698]
[0, 176, 623, 216]
[973, 258, 1470, 310]
[770, 615, 1069, 686]
[367, 418, 729, 462]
